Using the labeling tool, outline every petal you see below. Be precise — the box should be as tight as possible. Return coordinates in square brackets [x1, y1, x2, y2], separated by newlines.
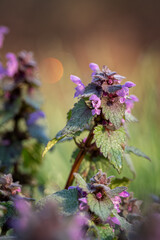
[89, 63, 100, 72]
[124, 81, 136, 88]
[119, 191, 130, 198]
[70, 75, 82, 84]
[130, 94, 139, 102]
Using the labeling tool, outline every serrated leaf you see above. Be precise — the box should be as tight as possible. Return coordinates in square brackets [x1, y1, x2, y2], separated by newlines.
[125, 112, 138, 122]
[93, 125, 126, 172]
[101, 98, 125, 129]
[96, 224, 115, 240]
[37, 188, 79, 216]
[82, 83, 102, 98]
[110, 177, 131, 189]
[124, 153, 136, 178]
[112, 209, 131, 231]
[125, 146, 151, 161]
[74, 173, 89, 193]
[56, 98, 93, 138]
[87, 193, 114, 221]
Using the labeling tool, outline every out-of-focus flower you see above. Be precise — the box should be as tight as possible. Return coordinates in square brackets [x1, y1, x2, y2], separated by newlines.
[89, 62, 100, 76]
[0, 26, 9, 48]
[0, 173, 21, 200]
[119, 191, 130, 198]
[125, 94, 139, 113]
[111, 196, 121, 213]
[79, 197, 88, 211]
[0, 62, 6, 80]
[26, 110, 45, 125]
[6, 53, 18, 77]
[89, 94, 101, 115]
[70, 75, 85, 98]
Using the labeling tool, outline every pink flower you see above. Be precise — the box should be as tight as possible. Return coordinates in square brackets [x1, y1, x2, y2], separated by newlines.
[119, 191, 130, 198]
[111, 196, 121, 213]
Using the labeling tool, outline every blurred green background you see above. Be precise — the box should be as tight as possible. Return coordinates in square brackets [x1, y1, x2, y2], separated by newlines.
[0, 0, 160, 199]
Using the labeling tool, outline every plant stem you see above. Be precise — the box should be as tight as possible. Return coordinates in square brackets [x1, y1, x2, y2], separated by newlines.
[65, 128, 94, 189]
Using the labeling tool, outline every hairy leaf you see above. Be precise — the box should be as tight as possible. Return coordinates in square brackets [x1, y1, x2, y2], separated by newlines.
[125, 146, 151, 161]
[124, 153, 136, 178]
[36, 188, 79, 216]
[57, 98, 93, 139]
[93, 125, 126, 172]
[96, 224, 115, 240]
[112, 209, 131, 231]
[125, 112, 138, 122]
[74, 173, 89, 193]
[101, 98, 125, 129]
[82, 83, 102, 98]
[110, 177, 131, 189]
[87, 193, 114, 221]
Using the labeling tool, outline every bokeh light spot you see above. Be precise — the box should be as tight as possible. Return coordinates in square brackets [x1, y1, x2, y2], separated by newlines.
[40, 57, 63, 83]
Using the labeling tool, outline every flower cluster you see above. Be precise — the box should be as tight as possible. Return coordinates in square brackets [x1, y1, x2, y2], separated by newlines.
[70, 63, 138, 117]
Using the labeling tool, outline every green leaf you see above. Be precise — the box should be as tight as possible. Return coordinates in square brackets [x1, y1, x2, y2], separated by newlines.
[87, 193, 114, 221]
[96, 224, 115, 240]
[125, 146, 151, 161]
[110, 177, 131, 189]
[82, 83, 102, 98]
[0, 202, 16, 227]
[112, 209, 131, 231]
[101, 98, 125, 129]
[42, 137, 63, 158]
[93, 125, 126, 172]
[125, 112, 138, 122]
[28, 124, 49, 145]
[0, 99, 22, 126]
[37, 188, 79, 216]
[74, 173, 89, 192]
[56, 98, 93, 139]
[124, 153, 136, 178]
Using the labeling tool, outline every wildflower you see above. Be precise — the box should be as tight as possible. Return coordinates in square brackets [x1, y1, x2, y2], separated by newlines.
[70, 75, 85, 98]
[106, 216, 120, 228]
[0, 26, 9, 48]
[89, 94, 101, 115]
[123, 81, 136, 88]
[6, 53, 18, 77]
[125, 94, 139, 113]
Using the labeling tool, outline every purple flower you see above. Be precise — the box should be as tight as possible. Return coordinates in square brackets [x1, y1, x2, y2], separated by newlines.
[119, 191, 130, 198]
[111, 196, 121, 213]
[89, 94, 101, 115]
[106, 216, 120, 228]
[27, 110, 45, 125]
[89, 63, 100, 76]
[70, 75, 85, 98]
[0, 26, 9, 48]
[123, 81, 136, 88]
[6, 53, 18, 77]
[79, 197, 88, 211]
[117, 87, 129, 98]
[125, 95, 139, 113]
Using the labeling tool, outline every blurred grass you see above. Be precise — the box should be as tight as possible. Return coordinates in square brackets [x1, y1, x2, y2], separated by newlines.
[36, 49, 160, 200]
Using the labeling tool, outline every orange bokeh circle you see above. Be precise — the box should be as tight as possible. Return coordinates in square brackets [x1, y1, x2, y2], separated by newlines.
[40, 57, 63, 83]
